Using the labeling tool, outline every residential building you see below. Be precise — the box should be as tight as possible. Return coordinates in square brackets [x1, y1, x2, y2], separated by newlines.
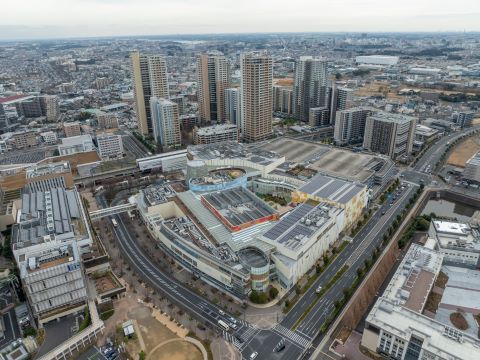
[11, 131, 37, 149]
[97, 134, 124, 159]
[150, 97, 181, 148]
[273, 86, 293, 115]
[464, 152, 480, 183]
[330, 85, 354, 124]
[452, 111, 476, 128]
[96, 112, 118, 129]
[363, 112, 417, 159]
[309, 107, 330, 127]
[95, 77, 109, 90]
[58, 135, 95, 155]
[15, 97, 43, 118]
[224, 88, 241, 125]
[193, 124, 238, 144]
[334, 107, 374, 145]
[63, 121, 81, 137]
[131, 52, 169, 135]
[196, 53, 230, 123]
[293, 56, 328, 122]
[40, 131, 58, 145]
[0, 104, 7, 133]
[170, 95, 186, 116]
[42, 95, 60, 122]
[240, 53, 273, 142]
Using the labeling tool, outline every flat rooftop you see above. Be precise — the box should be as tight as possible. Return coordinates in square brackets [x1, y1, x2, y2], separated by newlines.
[382, 244, 443, 313]
[188, 141, 281, 166]
[12, 187, 85, 249]
[262, 201, 335, 252]
[142, 184, 176, 206]
[201, 187, 278, 231]
[26, 162, 70, 178]
[298, 173, 366, 204]
[263, 137, 392, 183]
[195, 124, 238, 135]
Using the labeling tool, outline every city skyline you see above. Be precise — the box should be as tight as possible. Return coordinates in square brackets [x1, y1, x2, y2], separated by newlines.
[2, 0, 480, 40]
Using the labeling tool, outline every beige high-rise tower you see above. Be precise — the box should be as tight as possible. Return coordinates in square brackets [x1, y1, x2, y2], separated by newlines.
[131, 52, 169, 136]
[240, 53, 273, 143]
[196, 53, 229, 124]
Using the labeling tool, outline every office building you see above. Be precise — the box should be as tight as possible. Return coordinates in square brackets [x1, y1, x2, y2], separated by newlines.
[428, 219, 480, 266]
[273, 86, 293, 115]
[330, 85, 354, 124]
[362, 244, 480, 360]
[63, 121, 81, 137]
[11, 131, 37, 149]
[131, 52, 169, 135]
[309, 107, 330, 127]
[334, 107, 375, 145]
[464, 152, 480, 183]
[193, 124, 238, 145]
[12, 187, 92, 324]
[240, 53, 273, 142]
[224, 88, 241, 125]
[196, 53, 230, 123]
[58, 135, 95, 155]
[96, 112, 118, 129]
[150, 97, 181, 148]
[293, 56, 329, 122]
[363, 112, 417, 159]
[97, 134, 124, 160]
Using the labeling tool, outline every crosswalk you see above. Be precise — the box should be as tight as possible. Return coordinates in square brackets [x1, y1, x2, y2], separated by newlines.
[272, 324, 311, 348]
[223, 331, 243, 349]
[239, 324, 258, 341]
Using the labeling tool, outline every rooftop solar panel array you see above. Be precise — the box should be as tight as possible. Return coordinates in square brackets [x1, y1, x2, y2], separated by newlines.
[299, 174, 364, 204]
[263, 202, 315, 241]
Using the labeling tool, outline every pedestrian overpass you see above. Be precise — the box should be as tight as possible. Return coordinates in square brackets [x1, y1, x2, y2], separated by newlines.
[89, 203, 137, 220]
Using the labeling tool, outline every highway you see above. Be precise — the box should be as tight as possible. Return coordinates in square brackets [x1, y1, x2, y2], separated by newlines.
[414, 125, 479, 172]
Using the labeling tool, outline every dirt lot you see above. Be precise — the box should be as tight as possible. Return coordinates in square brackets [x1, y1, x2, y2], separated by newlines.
[274, 78, 293, 87]
[99, 294, 201, 360]
[446, 136, 480, 168]
[355, 81, 405, 101]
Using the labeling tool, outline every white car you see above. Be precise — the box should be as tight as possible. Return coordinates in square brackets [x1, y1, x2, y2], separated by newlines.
[316, 286, 322, 294]
[250, 352, 258, 359]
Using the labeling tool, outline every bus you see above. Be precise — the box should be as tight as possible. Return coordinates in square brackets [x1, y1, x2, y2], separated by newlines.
[111, 218, 118, 227]
[218, 320, 230, 331]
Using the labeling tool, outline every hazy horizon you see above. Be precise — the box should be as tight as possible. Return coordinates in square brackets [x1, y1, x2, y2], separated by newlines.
[2, 0, 480, 41]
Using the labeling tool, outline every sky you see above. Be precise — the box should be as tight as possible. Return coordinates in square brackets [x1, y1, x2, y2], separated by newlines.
[2, 0, 480, 40]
